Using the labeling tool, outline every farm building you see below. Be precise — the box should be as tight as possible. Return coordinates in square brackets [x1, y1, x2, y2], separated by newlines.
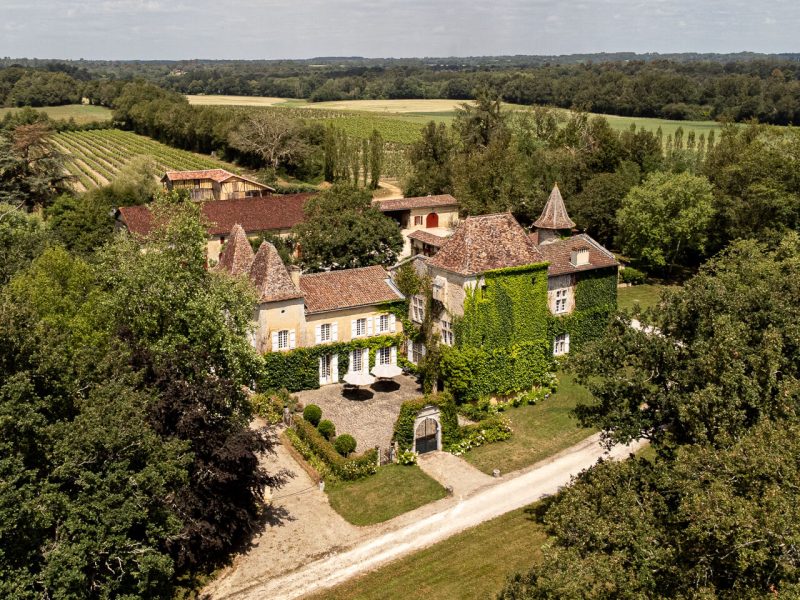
[374, 194, 459, 257]
[161, 169, 275, 201]
[217, 225, 405, 387]
[115, 193, 313, 263]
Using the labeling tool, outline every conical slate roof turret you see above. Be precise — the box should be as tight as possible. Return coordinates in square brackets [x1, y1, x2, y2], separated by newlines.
[217, 224, 255, 276]
[249, 241, 303, 303]
[534, 183, 575, 230]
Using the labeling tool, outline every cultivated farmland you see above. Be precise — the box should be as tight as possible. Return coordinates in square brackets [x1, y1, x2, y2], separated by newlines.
[52, 129, 236, 190]
[0, 104, 113, 125]
[191, 95, 724, 143]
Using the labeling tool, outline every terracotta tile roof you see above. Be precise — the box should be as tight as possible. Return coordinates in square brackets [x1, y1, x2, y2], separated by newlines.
[249, 242, 303, 303]
[534, 184, 575, 230]
[299, 266, 403, 314]
[163, 169, 234, 182]
[375, 194, 459, 212]
[162, 169, 275, 191]
[216, 224, 255, 276]
[118, 194, 313, 237]
[407, 229, 449, 247]
[427, 212, 544, 276]
[535, 234, 619, 276]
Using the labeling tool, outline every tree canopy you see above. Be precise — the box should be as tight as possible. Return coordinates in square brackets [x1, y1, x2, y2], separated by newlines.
[292, 184, 403, 271]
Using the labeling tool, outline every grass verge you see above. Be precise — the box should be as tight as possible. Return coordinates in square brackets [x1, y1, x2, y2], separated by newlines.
[617, 283, 675, 313]
[326, 464, 448, 526]
[463, 372, 595, 475]
[306, 503, 548, 600]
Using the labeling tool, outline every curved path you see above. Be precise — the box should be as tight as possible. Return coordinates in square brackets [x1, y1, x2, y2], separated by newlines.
[211, 433, 645, 600]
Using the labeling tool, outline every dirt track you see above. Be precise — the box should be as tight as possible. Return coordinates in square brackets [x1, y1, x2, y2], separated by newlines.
[208, 433, 645, 600]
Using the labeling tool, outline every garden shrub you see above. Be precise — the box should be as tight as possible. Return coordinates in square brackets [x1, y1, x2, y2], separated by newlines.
[303, 404, 322, 426]
[292, 416, 376, 480]
[620, 266, 646, 285]
[284, 428, 331, 481]
[448, 417, 513, 456]
[249, 393, 284, 425]
[396, 448, 418, 465]
[317, 419, 336, 440]
[393, 393, 460, 450]
[334, 434, 357, 457]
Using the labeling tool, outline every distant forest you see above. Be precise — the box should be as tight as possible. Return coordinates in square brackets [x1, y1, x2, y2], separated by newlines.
[2, 53, 800, 123]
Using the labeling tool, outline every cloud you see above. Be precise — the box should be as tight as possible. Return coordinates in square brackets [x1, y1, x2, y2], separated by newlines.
[1, 0, 798, 59]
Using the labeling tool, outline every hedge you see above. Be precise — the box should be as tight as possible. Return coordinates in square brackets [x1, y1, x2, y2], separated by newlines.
[393, 392, 460, 450]
[440, 341, 554, 403]
[292, 416, 377, 480]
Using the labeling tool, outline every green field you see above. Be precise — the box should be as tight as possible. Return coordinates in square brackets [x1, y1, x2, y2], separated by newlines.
[306, 504, 548, 600]
[464, 372, 595, 476]
[51, 129, 237, 190]
[0, 104, 113, 125]
[190, 95, 723, 144]
[326, 464, 448, 526]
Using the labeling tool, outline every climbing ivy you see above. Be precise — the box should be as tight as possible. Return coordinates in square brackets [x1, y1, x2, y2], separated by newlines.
[258, 333, 404, 392]
[549, 267, 618, 350]
[457, 263, 550, 348]
[392, 392, 460, 450]
[443, 263, 553, 402]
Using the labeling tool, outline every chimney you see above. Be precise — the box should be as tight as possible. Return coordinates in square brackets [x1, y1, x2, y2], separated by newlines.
[288, 265, 301, 288]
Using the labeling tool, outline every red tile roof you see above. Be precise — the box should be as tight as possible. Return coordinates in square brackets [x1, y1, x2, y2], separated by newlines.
[299, 266, 403, 314]
[163, 169, 234, 182]
[375, 194, 459, 212]
[534, 184, 575, 230]
[216, 224, 255, 276]
[427, 213, 544, 276]
[408, 229, 449, 247]
[535, 234, 619, 276]
[118, 193, 313, 237]
[249, 242, 303, 303]
[162, 169, 275, 191]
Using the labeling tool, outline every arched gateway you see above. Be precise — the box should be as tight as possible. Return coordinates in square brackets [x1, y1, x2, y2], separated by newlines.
[413, 406, 442, 454]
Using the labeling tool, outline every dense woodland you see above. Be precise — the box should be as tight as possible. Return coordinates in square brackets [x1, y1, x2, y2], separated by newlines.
[3, 54, 800, 123]
[2, 54, 800, 598]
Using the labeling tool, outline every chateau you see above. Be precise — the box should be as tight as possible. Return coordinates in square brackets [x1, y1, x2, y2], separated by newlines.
[216, 183, 618, 391]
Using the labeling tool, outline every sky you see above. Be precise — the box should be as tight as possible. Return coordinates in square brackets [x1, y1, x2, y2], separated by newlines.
[1, 0, 799, 60]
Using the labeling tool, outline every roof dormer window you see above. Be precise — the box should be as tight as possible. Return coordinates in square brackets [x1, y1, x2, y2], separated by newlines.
[570, 248, 590, 267]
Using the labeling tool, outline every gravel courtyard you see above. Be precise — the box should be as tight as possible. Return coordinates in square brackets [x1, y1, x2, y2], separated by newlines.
[296, 374, 423, 453]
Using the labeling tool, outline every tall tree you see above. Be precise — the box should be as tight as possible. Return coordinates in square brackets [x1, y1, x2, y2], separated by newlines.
[617, 171, 715, 271]
[228, 111, 306, 170]
[404, 121, 453, 197]
[292, 184, 403, 271]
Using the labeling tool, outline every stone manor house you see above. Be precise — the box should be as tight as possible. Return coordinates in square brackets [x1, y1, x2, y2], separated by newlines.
[215, 183, 618, 389]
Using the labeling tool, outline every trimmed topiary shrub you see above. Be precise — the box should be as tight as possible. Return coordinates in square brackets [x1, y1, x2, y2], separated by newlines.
[317, 419, 336, 440]
[303, 404, 322, 426]
[292, 416, 376, 480]
[334, 434, 357, 457]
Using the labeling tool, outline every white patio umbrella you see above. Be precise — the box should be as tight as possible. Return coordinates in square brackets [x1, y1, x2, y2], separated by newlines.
[343, 371, 376, 387]
[371, 363, 403, 379]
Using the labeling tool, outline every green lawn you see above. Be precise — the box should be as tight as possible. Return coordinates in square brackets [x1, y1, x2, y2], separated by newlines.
[306, 504, 548, 600]
[463, 372, 595, 476]
[326, 464, 448, 526]
[617, 284, 676, 313]
[0, 104, 113, 124]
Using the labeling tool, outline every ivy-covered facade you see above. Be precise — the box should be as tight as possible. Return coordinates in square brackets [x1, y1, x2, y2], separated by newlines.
[416, 184, 619, 402]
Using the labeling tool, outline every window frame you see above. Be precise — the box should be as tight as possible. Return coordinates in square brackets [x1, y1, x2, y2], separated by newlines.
[355, 317, 367, 337]
[277, 329, 289, 350]
[320, 322, 331, 343]
[440, 319, 454, 346]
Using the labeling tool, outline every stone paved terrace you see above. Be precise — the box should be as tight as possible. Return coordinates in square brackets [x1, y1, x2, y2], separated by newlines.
[295, 374, 423, 453]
